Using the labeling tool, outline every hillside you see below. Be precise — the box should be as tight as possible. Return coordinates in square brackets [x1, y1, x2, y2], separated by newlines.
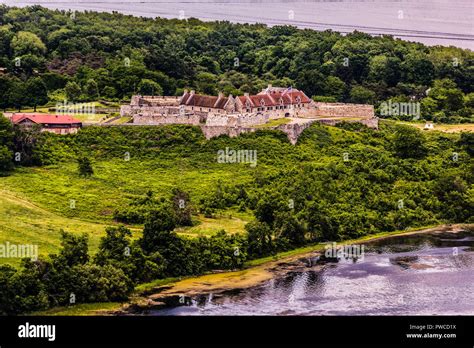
[1, 122, 472, 257]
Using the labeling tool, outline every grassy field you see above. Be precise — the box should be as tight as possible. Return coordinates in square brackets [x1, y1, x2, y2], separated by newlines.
[254, 117, 292, 128]
[177, 211, 253, 236]
[0, 156, 255, 266]
[0, 190, 110, 266]
[387, 120, 474, 133]
[0, 158, 254, 222]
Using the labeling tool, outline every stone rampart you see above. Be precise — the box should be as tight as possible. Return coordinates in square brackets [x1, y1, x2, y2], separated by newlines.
[301, 103, 375, 118]
[133, 114, 201, 125]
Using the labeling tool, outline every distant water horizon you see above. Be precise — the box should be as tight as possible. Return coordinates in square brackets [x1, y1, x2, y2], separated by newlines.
[1, 0, 473, 50]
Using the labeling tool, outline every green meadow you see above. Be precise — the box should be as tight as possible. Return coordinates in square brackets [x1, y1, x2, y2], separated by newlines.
[0, 141, 257, 265]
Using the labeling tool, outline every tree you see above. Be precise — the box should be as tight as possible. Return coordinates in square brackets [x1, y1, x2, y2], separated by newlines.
[402, 53, 435, 86]
[12, 124, 42, 166]
[0, 112, 14, 173]
[171, 188, 193, 226]
[41, 72, 68, 92]
[11, 31, 46, 56]
[458, 132, 474, 156]
[102, 86, 116, 99]
[68, 264, 132, 302]
[0, 145, 13, 174]
[0, 113, 14, 146]
[0, 26, 13, 58]
[52, 231, 90, 268]
[255, 191, 289, 226]
[7, 80, 26, 111]
[94, 226, 165, 283]
[77, 156, 93, 177]
[349, 85, 375, 104]
[95, 226, 133, 265]
[0, 261, 49, 315]
[275, 211, 306, 246]
[138, 79, 163, 96]
[140, 205, 177, 253]
[65, 81, 81, 102]
[25, 77, 48, 111]
[368, 55, 401, 87]
[0, 76, 12, 111]
[245, 221, 274, 257]
[429, 79, 464, 113]
[84, 79, 99, 100]
[393, 126, 427, 159]
[195, 72, 217, 95]
[306, 203, 340, 241]
[434, 173, 471, 221]
[324, 76, 346, 100]
[420, 97, 438, 119]
[296, 70, 326, 97]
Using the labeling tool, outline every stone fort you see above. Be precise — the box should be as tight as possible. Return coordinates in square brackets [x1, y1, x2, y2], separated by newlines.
[120, 85, 377, 144]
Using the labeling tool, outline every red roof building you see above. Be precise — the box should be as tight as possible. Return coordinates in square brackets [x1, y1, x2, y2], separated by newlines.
[180, 85, 312, 114]
[12, 113, 82, 134]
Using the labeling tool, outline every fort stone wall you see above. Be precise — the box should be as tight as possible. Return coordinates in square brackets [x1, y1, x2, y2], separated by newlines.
[301, 103, 375, 118]
[130, 96, 180, 106]
[205, 113, 268, 127]
[132, 114, 202, 125]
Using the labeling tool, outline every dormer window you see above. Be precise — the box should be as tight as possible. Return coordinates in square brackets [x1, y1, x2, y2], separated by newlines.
[260, 99, 265, 106]
[279, 98, 284, 105]
[295, 96, 301, 103]
[246, 101, 251, 108]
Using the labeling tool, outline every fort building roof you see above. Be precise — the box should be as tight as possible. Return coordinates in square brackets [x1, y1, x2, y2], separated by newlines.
[180, 86, 311, 110]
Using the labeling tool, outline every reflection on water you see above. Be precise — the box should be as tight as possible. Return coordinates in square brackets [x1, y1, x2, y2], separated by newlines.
[152, 230, 474, 315]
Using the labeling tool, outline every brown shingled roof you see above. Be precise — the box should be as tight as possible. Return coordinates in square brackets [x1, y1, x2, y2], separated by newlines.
[248, 94, 275, 107]
[179, 87, 311, 110]
[181, 93, 229, 109]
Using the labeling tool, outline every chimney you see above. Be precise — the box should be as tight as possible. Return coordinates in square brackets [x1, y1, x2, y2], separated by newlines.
[190, 90, 195, 95]
[218, 92, 224, 99]
[244, 92, 249, 97]
[183, 89, 188, 94]
[267, 84, 272, 90]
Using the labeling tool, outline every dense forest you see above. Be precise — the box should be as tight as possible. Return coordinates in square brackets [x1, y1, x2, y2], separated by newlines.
[0, 5, 473, 122]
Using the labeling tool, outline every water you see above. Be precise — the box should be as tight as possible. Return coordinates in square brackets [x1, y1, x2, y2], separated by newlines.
[1, 0, 473, 49]
[152, 230, 474, 315]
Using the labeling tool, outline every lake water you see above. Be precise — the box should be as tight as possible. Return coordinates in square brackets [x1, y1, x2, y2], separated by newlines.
[151, 229, 474, 315]
[2, 0, 473, 50]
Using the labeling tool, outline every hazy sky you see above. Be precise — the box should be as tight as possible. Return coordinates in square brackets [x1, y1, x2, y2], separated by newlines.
[1, 0, 473, 49]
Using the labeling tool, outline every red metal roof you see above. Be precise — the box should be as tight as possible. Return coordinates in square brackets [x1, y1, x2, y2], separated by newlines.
[12, 113, 82, 125]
